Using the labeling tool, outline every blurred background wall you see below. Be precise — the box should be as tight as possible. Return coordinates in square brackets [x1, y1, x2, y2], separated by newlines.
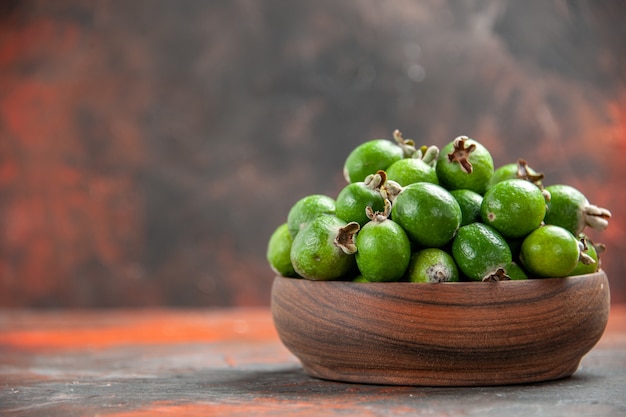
[0, 0, 624, 307]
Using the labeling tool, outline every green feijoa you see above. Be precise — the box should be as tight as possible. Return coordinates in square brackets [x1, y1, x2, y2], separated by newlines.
[343, 139, 404, 183]
[488, 159, 544, 190]
[405, 248, 459, 283]
[335, 171, 386, 227]
[544, 184, 611, 235]
[290, 215, 359, 281]
[450, 189, 483, 226]
[385, 143, 439, 187]
[519, 225, 580, 278]
[385, 158, 439, 187]
[436, 136, 494, 195]
[451, 223, 512, 281]
[266, 223, 298, 277]
[287, 194, 336, 238]
[481, 179, 546, 239]
[355, 203, 411, 282]
[391, 182, 462, 248]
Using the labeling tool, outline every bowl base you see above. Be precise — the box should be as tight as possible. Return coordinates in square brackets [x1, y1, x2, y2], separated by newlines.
[301, 359, 581, 386]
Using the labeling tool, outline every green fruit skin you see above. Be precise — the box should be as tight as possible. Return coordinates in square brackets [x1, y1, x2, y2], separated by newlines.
[290, 215, 355, 281]
[487, 163, 518, 189]
[267, 223, 298, 277]
[391, 182, 462, 248]
[451, 223, 512, 281]
[436, 139, 494, 195]
[287, 194, 336, 238]
[450, 189, 483, 226]
[544, 184, 588, 235]
[519, 225, 580, 278]
[406, 248, 459, 283]
[480, 179, 546, 239]
[385, 158, 439, 187]
[343, 139, 404, 183]
[335, 182, 385, 227]
[355, 219, 411, 282]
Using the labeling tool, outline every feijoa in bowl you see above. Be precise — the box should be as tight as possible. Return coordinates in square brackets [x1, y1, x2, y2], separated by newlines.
[271, 271, 610, 386]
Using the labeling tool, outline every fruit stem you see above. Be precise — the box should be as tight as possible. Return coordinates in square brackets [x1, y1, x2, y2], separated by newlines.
[364, 170, 387, 191]
[516, 159, 544, 185]
[365, 199, 392, 223]
[335, 222, 360, 255]
[380, 180, 403, 204]
[416, 145, 439, 167]
[578, 238, 597, 266]
[447, 136, 476, 174]
[393, 129, 418, 158]
[583, 204, 611, 231]
[482, 268, 511, 282]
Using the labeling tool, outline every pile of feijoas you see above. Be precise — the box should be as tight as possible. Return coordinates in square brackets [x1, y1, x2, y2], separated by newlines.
[267, 131, 612, 282]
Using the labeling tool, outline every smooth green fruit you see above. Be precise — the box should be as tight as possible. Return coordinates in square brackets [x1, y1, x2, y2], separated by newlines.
[386, 158, 438, 187]
[544, 184, 611, 235]
[266, 223, 298, 277]
[355, 205, 411, 282]
[520, 225, 580, 278]
[343, 139, 404, 183]
[481, 179, 546, 239]
[450, 189, 483, 226]
[290, 215, 359, 280]
[287, 194, 336, 238]
[436, 136, 494, 195]
[335, 172, 386, 227]
[452, 223, 512, 281]
[391, 182, 462, 248]
[406, 248, 459, 283]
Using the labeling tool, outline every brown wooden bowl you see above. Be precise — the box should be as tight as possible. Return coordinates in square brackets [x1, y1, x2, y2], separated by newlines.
[271, 271, 610, 386]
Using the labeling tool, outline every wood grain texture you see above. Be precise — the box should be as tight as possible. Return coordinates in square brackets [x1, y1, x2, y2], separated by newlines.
[271, 272, 610, 386]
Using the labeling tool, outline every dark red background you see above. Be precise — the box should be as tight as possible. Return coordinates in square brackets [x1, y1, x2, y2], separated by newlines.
[1, 1, 624, 307]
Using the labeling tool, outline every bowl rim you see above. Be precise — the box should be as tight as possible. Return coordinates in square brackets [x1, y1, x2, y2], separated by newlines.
[274, 270, 606, 287]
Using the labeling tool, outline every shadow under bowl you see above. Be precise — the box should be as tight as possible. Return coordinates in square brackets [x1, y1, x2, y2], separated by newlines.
[271, 271, 610, 386]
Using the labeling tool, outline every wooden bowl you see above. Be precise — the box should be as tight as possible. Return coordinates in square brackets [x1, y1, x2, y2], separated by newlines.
[271, 271, 610, 386]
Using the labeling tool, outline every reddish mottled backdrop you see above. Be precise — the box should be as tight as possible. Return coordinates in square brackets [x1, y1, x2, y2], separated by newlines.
[0, 1, 624, 307]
